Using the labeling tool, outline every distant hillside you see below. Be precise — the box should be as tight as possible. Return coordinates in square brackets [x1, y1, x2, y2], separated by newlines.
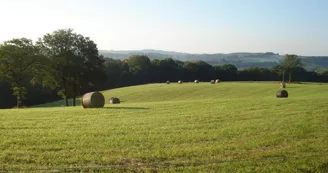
[99, 50, 328, 70]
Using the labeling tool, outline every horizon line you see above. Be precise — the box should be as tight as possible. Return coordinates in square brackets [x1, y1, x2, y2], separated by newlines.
[99, 49, 328, 57]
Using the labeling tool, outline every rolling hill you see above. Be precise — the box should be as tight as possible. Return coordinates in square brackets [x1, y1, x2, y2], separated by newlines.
[99, 49, 328, 70]
[2, 82, 328, 172]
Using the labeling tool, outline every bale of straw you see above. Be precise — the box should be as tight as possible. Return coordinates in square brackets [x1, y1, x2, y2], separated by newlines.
[82, 91, 105, 108]
[276, 90, 288, 98]
[280, 82, 286, 88]
[178, 80, 182, 84]
[110, 97, 120, 104]
[210, 80, 215, 84]
[166, 81, 170, 84]
[194, 80, 199, 83]
[216, 79, 220, 83]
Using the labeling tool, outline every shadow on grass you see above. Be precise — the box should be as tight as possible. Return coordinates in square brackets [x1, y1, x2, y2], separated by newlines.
[35, 100, 131, 108]
[102, 107, 149, 110]
[33, 99, 82, 108]
[283, 86, 300, 88]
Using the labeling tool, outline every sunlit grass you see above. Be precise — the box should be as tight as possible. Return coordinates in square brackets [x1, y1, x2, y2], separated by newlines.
[1, 82, 328, 172]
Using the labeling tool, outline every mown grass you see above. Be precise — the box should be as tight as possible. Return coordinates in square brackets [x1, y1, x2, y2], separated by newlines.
[1, 82, 328, 172]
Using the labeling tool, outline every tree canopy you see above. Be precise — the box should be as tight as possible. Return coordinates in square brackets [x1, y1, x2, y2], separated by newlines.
[37, 29, 106, 106]
[0, 30, 327, 109]
[0, 38, 50, 108]
[280, 54, 303, 82]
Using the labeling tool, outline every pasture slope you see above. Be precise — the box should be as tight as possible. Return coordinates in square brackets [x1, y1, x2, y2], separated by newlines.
[1, 82, 328, 172]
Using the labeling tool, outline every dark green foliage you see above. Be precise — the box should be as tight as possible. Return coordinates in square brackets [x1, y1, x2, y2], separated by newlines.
[0, 38, 51, 108]
[182, 61, 214, 81]
[281, 54, 303, 82]
[150, 58, 184, 82]
[214, 64, 238, 81]
[37, 29, 106, 106]
[0, 82, 16, 108]
[238, 66, 280, 81]
[104, 58, 130, 88]
[321, 70, 328, 76]
[125, 55, 151, 84]
[1, 31, 328, 109]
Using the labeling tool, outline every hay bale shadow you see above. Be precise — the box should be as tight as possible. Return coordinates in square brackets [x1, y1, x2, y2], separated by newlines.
[102, 107, 150, 110]
[283, 86, 299, 88]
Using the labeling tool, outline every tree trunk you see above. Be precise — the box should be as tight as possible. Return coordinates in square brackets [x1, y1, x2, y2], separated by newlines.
[65, 97, 69, 106]
[16, 87, 23, 108]
[72, 81, 77, 107]
[289, 72, 292, 83]
[282, 72, 285, 82]
[64, 88, 69, 106]
[62, 75, 69, 106]
[72, 96, 76, 106]
[16, 96, 22, 108]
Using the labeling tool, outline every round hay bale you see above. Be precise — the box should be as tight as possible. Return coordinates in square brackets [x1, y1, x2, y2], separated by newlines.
[280, 82, 286, 88]
[166, 81, 170, 84]
[110, 97, 120, 104]
[210, 80, 215, 84]
[216, 79, 220, 83]
[194, 80, 199, 83]
[178, 80, 182, 84]
[276, 90, 288, 98]
[82, 91, 105, 108]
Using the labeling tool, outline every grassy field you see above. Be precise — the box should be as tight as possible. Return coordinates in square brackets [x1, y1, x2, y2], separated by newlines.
[1, 82, 328, 172]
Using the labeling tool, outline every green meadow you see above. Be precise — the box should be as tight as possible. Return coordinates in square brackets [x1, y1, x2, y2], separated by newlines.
[1, 82, 328, 172]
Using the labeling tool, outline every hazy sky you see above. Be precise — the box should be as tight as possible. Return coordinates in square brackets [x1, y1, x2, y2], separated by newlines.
[0, 0, 327, 55]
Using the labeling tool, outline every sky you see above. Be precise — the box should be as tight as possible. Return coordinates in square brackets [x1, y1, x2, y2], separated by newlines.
[0, 0, 327, 56]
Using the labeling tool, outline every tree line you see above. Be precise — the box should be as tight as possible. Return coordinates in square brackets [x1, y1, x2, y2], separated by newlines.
[1, 29, 328, 108]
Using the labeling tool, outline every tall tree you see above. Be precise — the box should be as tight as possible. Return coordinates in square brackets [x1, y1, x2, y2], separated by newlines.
[182, 61, 200, 81]
[104, 58, 130, 88]
[281, 54, 303, 83]
[37, 29, 106, 106]
[70, 34, 106, 106]
[125, 55, 151, 84]
[150, 58, 183, 82]
[271, 65, 285, 82]
[194, 61, 214, 81]
[0, 38, 50, 108]
[214, 64, 238, 81]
